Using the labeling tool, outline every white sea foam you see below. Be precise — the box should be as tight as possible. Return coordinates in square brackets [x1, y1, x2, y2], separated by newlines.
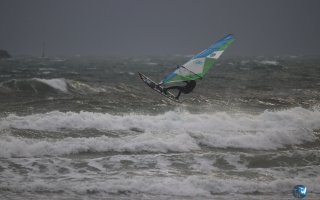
[260, 60, 279, 65]
[1, 174, 319, 197]
[0, 133, 199, 157]
[145, 62, 158, 66]
[1, 152, 319, 197]
[0, 107, 319, 156]
[33, 78, 68, 92]
[68, 80, 105, 93]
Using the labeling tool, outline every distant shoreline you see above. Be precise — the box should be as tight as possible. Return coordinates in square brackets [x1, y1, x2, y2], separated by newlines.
[0, 49, 11, 59]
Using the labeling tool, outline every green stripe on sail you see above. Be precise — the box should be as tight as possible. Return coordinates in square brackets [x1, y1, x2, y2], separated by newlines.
[202, 58, 216, 75]
[219, 39, 234, 51]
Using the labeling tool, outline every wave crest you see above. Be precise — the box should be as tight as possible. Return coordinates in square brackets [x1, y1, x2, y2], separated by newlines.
[0, 78, 104, 95]
[0, 107, 319, 157]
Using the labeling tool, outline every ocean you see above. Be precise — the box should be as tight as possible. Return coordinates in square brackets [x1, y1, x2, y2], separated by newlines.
[0, 55, 319, 199]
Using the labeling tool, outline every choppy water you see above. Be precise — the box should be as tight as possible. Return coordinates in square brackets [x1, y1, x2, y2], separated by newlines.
[0, 55, 320, 199]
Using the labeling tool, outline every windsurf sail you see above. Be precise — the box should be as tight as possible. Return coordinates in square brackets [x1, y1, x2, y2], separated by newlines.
[160, 34, 235, 85]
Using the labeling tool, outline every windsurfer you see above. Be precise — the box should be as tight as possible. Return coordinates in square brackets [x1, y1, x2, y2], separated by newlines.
[163, 80, 196, 99]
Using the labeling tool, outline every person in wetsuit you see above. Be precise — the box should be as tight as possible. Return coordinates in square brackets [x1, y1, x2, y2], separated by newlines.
[163, 80, 196, 99]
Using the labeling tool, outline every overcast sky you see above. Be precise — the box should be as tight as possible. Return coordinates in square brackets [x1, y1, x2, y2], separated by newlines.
[1, 0, 320, 57]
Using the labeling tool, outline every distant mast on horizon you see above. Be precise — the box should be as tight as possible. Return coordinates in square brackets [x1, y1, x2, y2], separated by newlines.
[41, 41, 46, 58]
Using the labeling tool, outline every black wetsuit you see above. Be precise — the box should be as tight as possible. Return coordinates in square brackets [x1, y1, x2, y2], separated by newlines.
[163, 80, 196, 99]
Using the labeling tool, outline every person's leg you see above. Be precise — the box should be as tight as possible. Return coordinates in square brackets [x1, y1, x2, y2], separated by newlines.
[163, 86, 181, 94]
[163, 86, 183, 99]
[175, 89, 182, 99]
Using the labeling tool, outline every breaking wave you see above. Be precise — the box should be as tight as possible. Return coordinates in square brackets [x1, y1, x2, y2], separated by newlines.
[0, 78, 104, 94]
[0, 133, 199, 157]
[0, 107, 319, 157]
[33, 78, 68, 92]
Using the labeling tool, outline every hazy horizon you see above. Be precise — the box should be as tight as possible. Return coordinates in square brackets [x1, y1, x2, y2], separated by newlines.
[1, 0, 320, 57]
